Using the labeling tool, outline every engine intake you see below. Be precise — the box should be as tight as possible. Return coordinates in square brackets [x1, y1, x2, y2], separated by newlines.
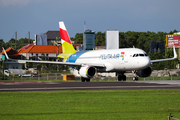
[79, 66, 97, 78]
[136, 67, 152, 77]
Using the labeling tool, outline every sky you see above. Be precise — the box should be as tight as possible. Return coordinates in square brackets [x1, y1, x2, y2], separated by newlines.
[0, 0, 180, 42]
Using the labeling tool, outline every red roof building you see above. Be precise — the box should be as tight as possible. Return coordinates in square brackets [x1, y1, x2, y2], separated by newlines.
[1, 44, 83, 61]
[18, 44, 34, 53]
[19, 45, 62, 53]
[1, 47, 22, 59]
[19, 45, 62, 60]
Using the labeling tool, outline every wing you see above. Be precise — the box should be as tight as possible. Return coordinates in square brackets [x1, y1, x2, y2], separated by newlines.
[17, 60, 105, 67]
[151, 46, 177, 63]
[2, 47, 105, 68]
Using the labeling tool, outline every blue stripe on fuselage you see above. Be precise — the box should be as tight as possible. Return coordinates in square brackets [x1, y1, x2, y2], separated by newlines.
[66, 50, 89, 63]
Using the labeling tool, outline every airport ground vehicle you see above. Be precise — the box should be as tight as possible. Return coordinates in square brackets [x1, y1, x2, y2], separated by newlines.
[4, 68, 39, 77]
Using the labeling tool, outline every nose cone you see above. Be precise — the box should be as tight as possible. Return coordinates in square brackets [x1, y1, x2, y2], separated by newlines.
[140, 57, 151, 69]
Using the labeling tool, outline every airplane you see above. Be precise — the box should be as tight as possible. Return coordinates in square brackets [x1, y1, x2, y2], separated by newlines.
[2, 21, 177, 82]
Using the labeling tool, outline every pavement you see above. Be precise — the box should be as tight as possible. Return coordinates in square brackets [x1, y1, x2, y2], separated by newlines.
[0, 80, 180, 92]
[136, 80, 180, 85]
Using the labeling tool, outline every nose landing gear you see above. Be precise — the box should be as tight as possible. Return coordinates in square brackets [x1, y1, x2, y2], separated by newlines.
[133, 70, 138, 81]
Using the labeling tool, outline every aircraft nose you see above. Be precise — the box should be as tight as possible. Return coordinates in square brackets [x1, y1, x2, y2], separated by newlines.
[140, 57, 151, 68]
[142, 57, 151, 67]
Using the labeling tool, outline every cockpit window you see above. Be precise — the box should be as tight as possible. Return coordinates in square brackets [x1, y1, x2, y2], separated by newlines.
[133, 53, 148, 57]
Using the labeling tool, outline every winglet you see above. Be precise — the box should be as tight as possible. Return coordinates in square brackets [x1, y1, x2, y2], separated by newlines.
[173, 46, 177, 59]
[151, 46, 177, 63]
[2, 47, 9, 60]
[2, 47, 29, 63]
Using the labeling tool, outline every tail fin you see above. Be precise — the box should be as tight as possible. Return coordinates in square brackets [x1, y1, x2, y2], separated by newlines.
[59, 21, 76, 54]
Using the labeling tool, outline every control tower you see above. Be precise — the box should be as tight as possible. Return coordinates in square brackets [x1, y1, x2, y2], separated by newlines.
[83, 29, 95, 50]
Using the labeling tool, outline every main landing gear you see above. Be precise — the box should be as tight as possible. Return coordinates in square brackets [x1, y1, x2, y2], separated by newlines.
[118, 75, 126, 81]
[117, 72, 126, 81]
[81, 77, 90, 82]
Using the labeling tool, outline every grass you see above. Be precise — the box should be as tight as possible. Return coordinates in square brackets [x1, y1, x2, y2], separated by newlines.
[0, 89, 180, 120]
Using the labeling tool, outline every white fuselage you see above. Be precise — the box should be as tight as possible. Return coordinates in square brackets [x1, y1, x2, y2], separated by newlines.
[66, 48, 151, 72]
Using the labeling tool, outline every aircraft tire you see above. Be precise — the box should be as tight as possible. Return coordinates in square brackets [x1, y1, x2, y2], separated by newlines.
[81, 77, 86, 82]
[118, 75, 126, 81]
[133, 77, 138, 81]
[122, 75, 126, 81]
[81, 77, 90, 82]
[118, 75, 122, 81]
[86, 79, 90, 82]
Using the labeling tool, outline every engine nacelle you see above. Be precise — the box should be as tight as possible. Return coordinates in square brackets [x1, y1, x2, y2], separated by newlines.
[79, 66, 97, 78]
[136, 67, 152, 77]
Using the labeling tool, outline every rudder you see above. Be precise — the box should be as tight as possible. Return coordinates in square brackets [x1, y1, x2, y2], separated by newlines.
[59, 21, 76, 54]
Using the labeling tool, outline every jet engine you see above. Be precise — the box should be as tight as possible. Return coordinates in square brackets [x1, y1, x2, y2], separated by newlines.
[136, 66, 152, 77]
[79, 66, 97, 78]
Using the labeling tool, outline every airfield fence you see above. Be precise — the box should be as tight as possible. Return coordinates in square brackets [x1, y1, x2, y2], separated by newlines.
[1, 73, 180, 81]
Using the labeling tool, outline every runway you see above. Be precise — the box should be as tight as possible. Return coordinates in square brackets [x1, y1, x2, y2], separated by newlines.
[0, 80, 180, 92]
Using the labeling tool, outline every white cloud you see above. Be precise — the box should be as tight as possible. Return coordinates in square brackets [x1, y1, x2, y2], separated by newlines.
[0, 0, 43, 6]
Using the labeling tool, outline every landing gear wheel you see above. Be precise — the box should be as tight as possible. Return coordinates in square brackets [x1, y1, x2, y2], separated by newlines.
[118, 75, 126, 81]
[118, 75, 122, 81]
[86, 78, 90, 82]
[133, 77, 138, 81]
[122, 75, 126, 81]
[81, 77, 85, 82]
[81, 77, 90, 82]
[133, 70, 138, 81]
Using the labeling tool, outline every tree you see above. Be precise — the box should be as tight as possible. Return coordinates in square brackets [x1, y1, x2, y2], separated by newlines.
[72, 33, 83, 44]
[4, 38, 34, 50]
[95, 32, 105, 46]
[169, 29, 179, 34]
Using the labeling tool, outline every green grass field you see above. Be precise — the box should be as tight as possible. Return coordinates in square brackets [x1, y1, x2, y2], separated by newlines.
[0, 89, 180, 120]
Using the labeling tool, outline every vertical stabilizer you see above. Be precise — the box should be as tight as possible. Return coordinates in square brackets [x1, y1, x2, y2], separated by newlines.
[59, 21, 76, 54]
